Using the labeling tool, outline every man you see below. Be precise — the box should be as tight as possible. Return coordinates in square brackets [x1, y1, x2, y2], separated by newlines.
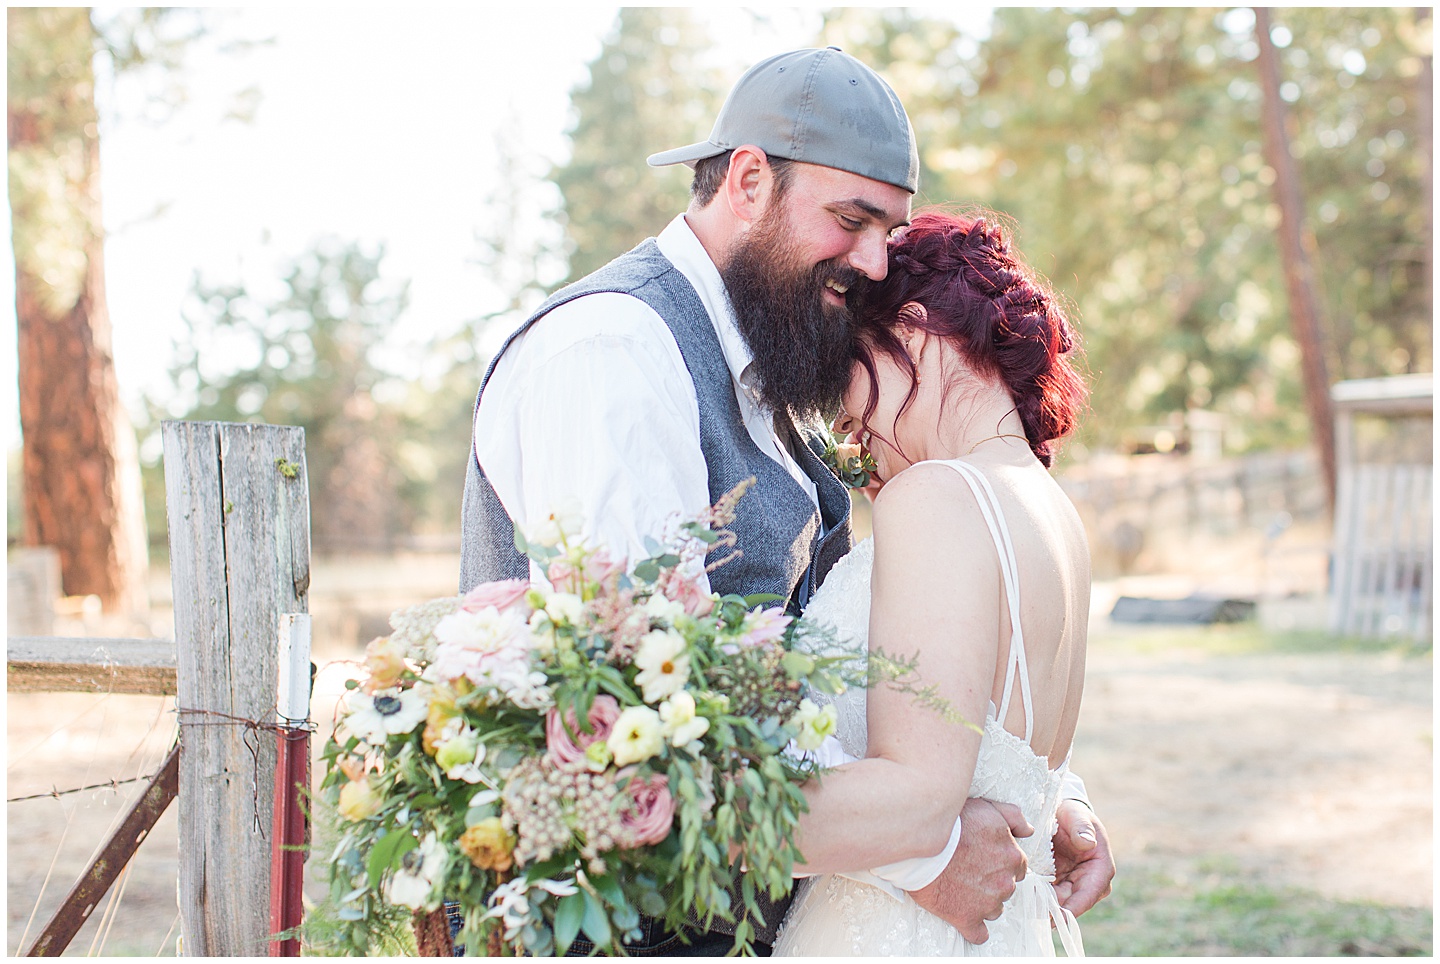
[461, 46, 1113, 955]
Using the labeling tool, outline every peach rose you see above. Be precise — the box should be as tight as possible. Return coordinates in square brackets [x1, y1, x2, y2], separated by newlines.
[834, 441, 864, 466]
[361, 635, 408, 692]
[458, 817, 516, 871]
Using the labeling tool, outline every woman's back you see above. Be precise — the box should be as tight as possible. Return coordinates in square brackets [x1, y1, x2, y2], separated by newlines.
[952, 456, 1090, 768]
[774, 455, 1089, 957]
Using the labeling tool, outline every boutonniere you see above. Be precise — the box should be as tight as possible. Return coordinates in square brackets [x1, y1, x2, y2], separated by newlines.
[821, 432, 878, 489]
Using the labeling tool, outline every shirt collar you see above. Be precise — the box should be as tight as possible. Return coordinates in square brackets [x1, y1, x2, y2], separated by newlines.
[655, 214, 760, 396]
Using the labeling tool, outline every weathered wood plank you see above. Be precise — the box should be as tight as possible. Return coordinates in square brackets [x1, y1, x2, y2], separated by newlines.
[163, 420, 311, 956]
[6, 636, 176, 695]
[1329, 463, 1361, 634]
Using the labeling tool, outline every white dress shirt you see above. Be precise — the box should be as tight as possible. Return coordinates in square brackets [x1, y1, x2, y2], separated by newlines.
[474, 214, 817, 586]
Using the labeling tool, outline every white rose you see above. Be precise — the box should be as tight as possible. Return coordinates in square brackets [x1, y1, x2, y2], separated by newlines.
[524, 499, 584, 548]
[433, 607, 529, 654]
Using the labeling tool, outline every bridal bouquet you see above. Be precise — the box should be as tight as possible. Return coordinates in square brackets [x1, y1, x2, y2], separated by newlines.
[317, 483, 862, 956]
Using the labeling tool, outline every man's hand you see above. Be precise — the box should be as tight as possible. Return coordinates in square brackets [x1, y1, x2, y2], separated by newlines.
[1051, 800, 1114, 916]
[907, 798, 1032, 944]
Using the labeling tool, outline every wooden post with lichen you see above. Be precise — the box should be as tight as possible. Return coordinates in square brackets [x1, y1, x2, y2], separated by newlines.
[163, 420, 311, 956]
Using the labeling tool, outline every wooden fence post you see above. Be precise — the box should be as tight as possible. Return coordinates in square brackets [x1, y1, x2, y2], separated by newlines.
[163, 421, 310, 956]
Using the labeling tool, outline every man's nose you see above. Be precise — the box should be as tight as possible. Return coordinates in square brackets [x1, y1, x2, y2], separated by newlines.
[850, 231, 889, 281]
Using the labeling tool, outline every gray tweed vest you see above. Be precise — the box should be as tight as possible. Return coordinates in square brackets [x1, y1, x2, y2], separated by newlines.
[460, 238, 852, 614]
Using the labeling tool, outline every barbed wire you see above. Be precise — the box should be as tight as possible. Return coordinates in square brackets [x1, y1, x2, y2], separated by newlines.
[8, 708, 315, 805]
[7, 773, 154, 804]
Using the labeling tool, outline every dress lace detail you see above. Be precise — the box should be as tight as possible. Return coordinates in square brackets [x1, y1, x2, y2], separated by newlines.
[773, 459, 1084, 957]
[794, 536, 873, 761]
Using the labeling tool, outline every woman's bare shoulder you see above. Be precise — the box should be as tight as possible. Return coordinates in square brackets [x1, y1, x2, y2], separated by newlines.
[871, 460, 989, 545]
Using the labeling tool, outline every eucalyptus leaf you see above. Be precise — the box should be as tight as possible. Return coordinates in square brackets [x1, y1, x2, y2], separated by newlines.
[580, 888, 612, 947]
[553, 892, 585, 955]
[366, 827, 416, 890]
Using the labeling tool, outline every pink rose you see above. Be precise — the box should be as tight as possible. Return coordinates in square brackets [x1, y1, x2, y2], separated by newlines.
[546, 695, 621, 768]
[617, 769, 676, 847]
[586, 549, 627, 594]
[547, 559, 581, 595]
[654, 567, 714, 617]
[462, 578, 531, 615]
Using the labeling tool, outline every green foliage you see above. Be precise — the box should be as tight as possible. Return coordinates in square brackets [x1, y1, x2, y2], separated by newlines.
[549, 8, 1431, 457]
[149, 239, 424, 550]
[824, 8, 1431, 455]
[1090, 622, 1433, 658]
[553, 8, 727, 282]
[7, 8, 104, 316]
[304, 788, 420, 956]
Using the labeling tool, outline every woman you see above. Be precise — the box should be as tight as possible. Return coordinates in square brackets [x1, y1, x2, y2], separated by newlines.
[773, 210, 1090, 956]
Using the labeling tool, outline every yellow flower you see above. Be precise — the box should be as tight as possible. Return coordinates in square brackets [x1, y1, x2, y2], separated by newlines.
[459, 817, 516, 872]
[791, 698, 838, 751]
[421, 685, 461, 756]
[607, 705, 664, 767]
[338, 777, 383, 821]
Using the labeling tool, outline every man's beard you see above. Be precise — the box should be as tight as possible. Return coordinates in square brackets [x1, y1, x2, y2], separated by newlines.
[720, 209, 864, 418]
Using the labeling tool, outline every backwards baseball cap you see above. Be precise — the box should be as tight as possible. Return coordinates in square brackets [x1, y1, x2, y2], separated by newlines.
[646, 46, 919, 194]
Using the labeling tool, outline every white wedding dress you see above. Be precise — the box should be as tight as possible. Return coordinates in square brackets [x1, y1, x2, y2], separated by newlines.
[773, 458, 1085, 957]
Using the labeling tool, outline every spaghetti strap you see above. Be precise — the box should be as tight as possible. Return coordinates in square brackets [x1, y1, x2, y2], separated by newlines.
[937, 459, 1033, 742]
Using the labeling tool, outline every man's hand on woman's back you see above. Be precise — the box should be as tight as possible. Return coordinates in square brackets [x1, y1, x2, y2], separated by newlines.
[906, 798, 1032, 944]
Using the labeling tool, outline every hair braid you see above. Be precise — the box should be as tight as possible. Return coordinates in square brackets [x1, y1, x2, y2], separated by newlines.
[853, 209, 1087, 467]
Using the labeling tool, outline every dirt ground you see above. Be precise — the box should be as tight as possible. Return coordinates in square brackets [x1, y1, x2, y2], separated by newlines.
[6, 587, 1431, 956]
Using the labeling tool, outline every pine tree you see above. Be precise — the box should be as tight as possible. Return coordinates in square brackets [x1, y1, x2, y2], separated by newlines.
[8, 8, 148, 614]
[553, 8, 726, 282]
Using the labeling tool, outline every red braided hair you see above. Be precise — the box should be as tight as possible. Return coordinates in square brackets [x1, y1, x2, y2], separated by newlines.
[853, 209, 1087, 468]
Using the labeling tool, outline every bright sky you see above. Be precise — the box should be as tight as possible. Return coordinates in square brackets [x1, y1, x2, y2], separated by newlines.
[2, 7, 992, 453]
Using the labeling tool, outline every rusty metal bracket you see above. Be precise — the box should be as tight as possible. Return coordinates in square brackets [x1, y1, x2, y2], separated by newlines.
[24, 741, 181, 957]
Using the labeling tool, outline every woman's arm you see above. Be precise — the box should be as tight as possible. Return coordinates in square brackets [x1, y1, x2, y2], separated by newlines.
[791, 462, 1001, 874]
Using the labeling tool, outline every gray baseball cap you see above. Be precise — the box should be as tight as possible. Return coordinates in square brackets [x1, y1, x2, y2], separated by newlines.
[647, 46, 919, 194]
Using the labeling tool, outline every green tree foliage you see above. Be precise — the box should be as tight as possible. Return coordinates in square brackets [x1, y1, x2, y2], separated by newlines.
[824, 7, 1430, 455]
[553, 8, 726, 282]
[156, 240, 418, 550]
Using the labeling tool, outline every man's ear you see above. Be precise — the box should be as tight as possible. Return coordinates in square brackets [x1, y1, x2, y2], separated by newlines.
[723, 145, 772, 228]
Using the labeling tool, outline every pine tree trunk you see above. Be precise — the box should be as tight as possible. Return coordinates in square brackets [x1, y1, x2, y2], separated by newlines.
[1253, 7, 1337, 514]
[8, 8, 148, 615]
